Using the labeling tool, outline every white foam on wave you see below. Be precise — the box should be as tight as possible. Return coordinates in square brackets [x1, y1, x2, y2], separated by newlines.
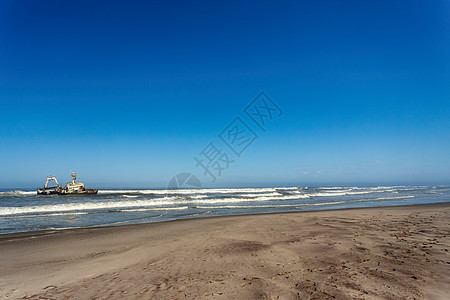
[95, 186, 417, 198]
[0, 192, 310, 216]
[308, 192, 349, 197]
[307, 188, 401, 197]
[234, 192, 282, 198]
[0, 186, 423, 217]
[0, 197, 178, 216]
[0, 191, 36, 196]
[193, 195, 417, 211]
[276, 187, 301, 190]
[98, 188, 382, 198]
[0, 211, 91, 219]
[98, 188, 278, 195]
[347, 190, 388, 195]
[190, 193, 309, 204]
[375, 195, 414, 200]
[189, 195, 208, 199]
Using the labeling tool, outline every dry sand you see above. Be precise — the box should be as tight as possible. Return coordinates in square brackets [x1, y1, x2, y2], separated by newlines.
[0, 203, 449, 299]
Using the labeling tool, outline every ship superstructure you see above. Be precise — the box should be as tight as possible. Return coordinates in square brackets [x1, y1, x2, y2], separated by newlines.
[37, 172, 98, 195]
[65, 172, 86, 193]
[37, 176, 62, 195]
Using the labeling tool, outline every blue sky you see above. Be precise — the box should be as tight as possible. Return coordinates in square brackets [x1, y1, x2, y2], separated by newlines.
[0, 0, 449, 188]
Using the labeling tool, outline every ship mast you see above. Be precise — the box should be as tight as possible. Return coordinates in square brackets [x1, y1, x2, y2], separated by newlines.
[71, 171, 77, 184]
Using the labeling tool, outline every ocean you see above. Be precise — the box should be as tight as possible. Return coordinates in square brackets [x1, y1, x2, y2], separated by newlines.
[0, 186, 449, 234]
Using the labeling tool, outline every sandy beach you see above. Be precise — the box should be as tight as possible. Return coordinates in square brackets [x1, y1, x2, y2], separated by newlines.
[0, 203, 449, 299]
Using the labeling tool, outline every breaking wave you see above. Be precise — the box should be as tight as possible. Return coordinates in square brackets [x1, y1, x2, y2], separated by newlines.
[0, 185, 448, 233]
[0, 190, 36, 196]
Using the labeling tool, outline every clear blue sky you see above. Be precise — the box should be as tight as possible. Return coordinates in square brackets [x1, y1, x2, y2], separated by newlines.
[0, 0, 449, 188]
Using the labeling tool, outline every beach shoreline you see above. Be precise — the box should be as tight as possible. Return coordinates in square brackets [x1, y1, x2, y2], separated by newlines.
[1, 202, 449, 299]
[2, 201, 448, 239]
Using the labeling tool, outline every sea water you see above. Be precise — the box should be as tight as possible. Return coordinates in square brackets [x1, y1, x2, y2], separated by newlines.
[0, 186, 449, 234]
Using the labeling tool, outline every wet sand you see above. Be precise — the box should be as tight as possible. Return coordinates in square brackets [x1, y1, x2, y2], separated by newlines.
[0, 203, 449, 299]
